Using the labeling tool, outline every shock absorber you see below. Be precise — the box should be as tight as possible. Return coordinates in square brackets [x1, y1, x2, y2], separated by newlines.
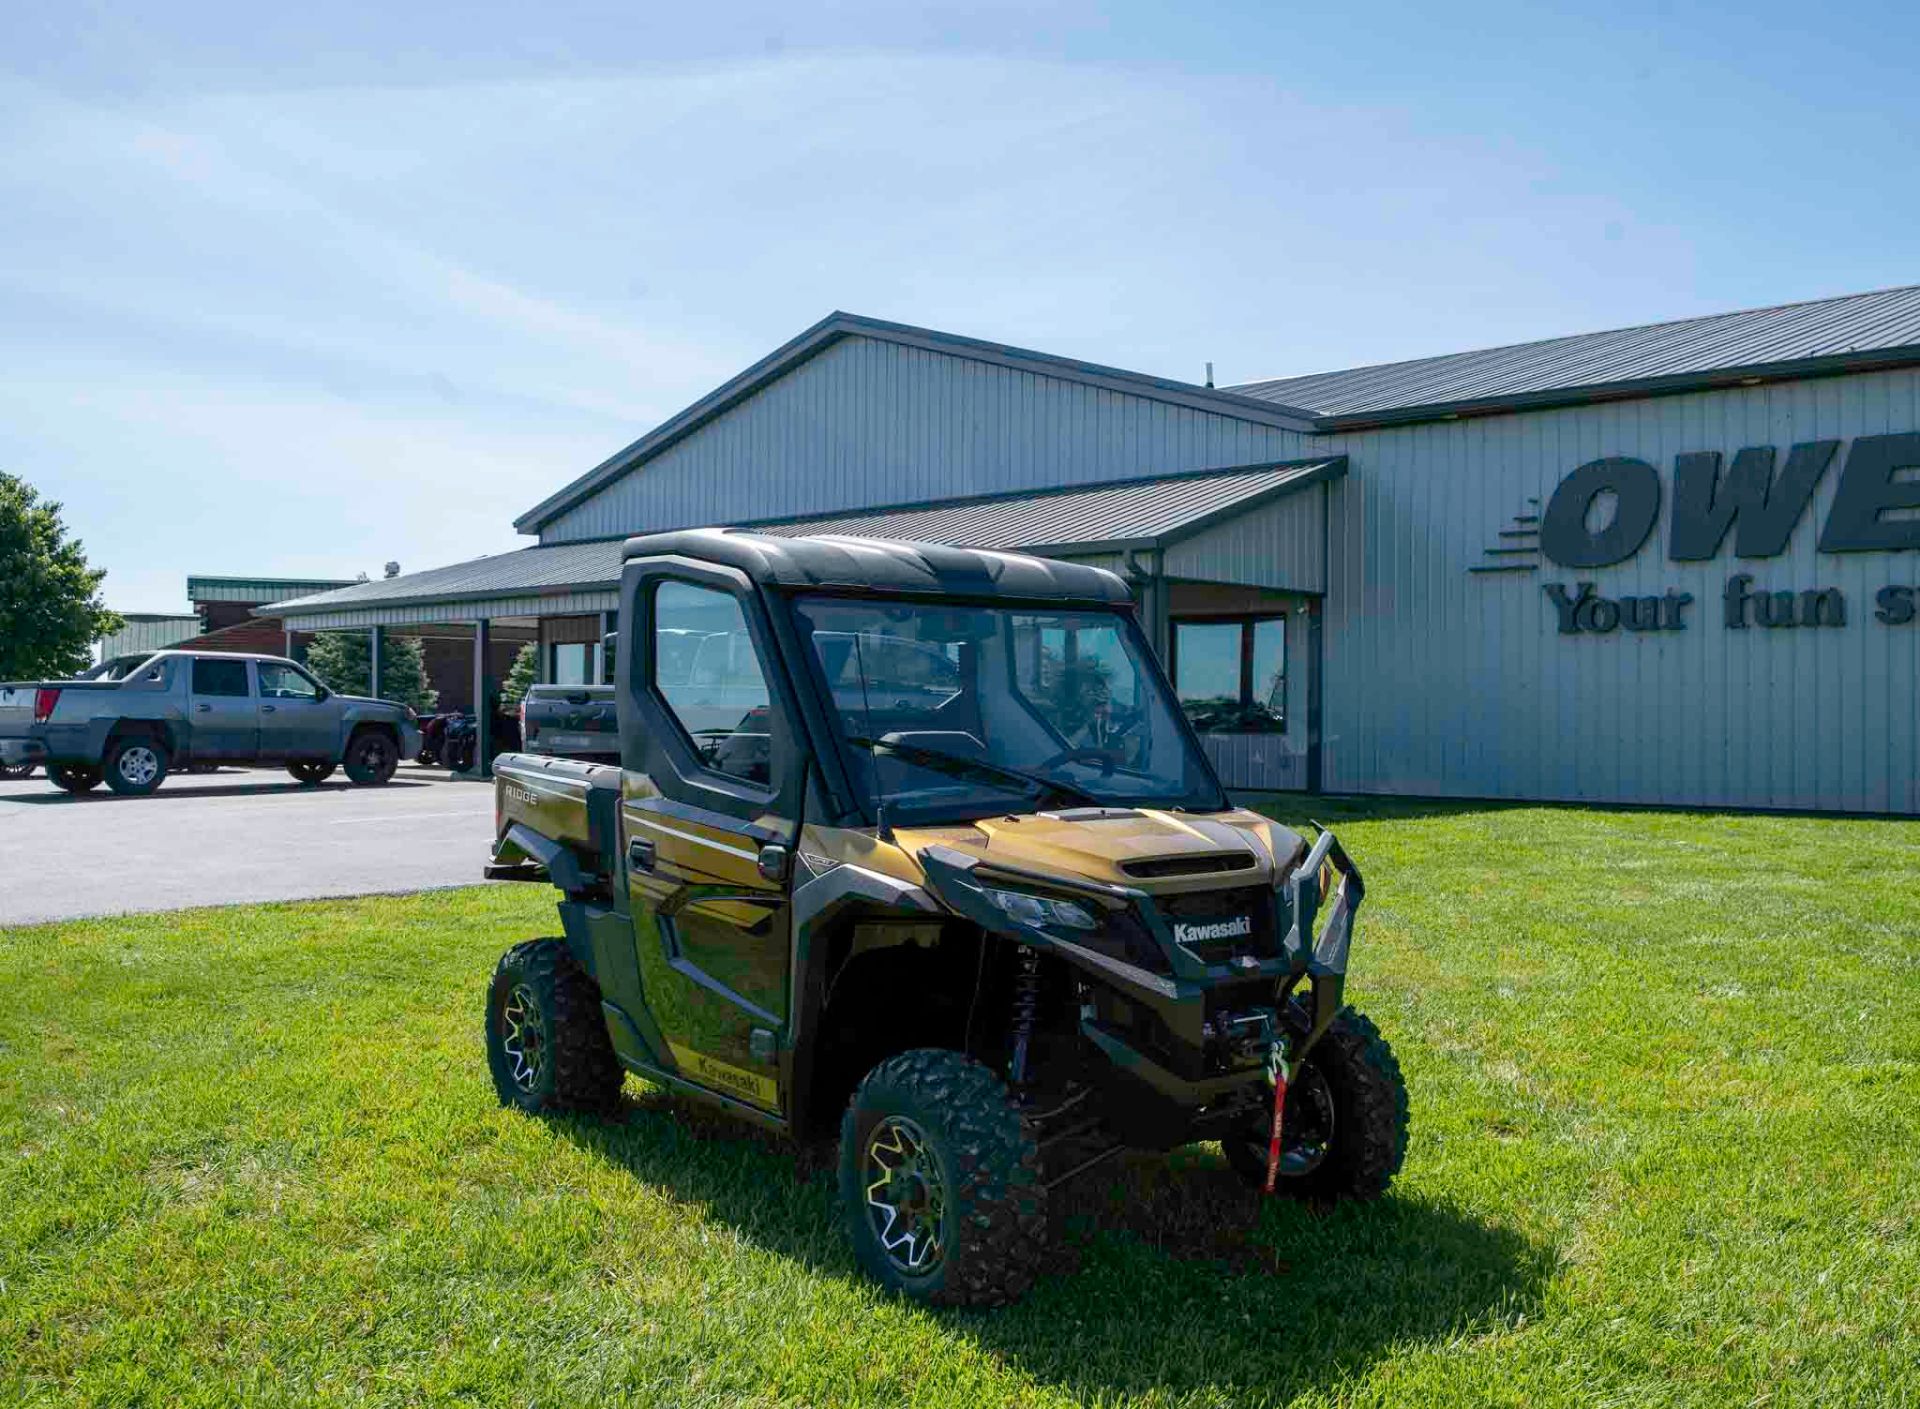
[1007, 943, 1042, 1088]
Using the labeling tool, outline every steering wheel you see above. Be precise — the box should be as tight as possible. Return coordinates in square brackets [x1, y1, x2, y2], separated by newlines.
[1036, 745, 1120, 775]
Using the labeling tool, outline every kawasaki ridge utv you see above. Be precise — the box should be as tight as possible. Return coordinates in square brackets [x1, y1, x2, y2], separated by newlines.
[485, 529, 1408, 1307]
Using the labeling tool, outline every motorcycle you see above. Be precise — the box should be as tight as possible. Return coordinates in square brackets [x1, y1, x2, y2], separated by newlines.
[439, 708, 521, 773]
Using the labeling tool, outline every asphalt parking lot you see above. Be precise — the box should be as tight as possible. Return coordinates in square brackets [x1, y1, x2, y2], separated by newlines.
[0, 765, 498, 926]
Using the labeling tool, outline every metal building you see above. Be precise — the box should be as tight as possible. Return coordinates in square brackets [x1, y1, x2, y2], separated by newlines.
[268, 286, 1920, 813]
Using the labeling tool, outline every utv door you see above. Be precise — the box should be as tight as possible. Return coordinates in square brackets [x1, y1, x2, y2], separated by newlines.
[619, 562, 803, 1115]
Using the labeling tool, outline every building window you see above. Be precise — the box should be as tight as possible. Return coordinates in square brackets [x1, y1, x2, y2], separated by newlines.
[1171, 617, 1285, 733]
[552, 642, 591, 685]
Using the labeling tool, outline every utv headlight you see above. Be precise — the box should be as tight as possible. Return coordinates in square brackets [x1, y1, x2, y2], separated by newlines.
[981, 886, 1100, 932]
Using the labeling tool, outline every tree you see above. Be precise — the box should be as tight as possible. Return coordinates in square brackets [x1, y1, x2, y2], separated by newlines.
[0, 472, 121, 679]
[305, 632, 438, 712]
[501, 642, 538, 708]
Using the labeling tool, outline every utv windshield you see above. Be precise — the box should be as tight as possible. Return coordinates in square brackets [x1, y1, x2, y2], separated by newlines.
[791, 596, 1227, 824]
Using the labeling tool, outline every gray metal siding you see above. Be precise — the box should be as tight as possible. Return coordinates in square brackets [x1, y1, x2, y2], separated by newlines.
[1164, 485, 1326, 593]
[541, 335, 1311, 543]
[97, 616, 202, 659]
[1317, 367, 1920, 813]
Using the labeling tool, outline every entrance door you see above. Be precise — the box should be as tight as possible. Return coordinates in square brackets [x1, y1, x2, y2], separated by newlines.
[188, 657, 259, 758]
[255, 661, 338, 759]
[619, 569, 802, 1113]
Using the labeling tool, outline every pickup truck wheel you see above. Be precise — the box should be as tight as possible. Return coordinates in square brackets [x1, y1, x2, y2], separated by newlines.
[104, 736, 170, 796]
[485, 939, 623, 1114]
[342, 729, 399, 785]
[48, 763, 103, 794]
[1222, 1007, 1409, 1202]
[287, 761, 336, 785]
[838, 1049, 1047, 1307]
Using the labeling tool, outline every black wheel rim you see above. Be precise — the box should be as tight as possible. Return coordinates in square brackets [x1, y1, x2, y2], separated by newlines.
[863, 1115, 947, 1275]
[499, 983, 548, 1092]
[364, 738, 391, 772]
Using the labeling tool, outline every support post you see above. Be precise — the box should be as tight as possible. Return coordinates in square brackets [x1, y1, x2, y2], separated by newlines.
[369, 626, 384, 700]
[284, 628, 295, 660]
[596, 610, 612, 684]
[1305, 598, 1324, 794]
[473, 617, 492, 779]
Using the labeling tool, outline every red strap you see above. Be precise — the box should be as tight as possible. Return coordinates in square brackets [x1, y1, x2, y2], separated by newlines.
[1262, 1066, 1288, 1195]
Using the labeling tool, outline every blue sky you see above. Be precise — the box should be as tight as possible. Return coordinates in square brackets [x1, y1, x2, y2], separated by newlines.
[4, 1, 1916, 610]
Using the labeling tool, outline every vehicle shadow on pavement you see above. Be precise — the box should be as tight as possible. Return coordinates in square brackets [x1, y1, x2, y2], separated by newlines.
[0, 779, 434, 804]
[550, 1091, 1554, 1403]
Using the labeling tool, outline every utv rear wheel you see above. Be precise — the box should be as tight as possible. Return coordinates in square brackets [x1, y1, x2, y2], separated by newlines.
[838, 1049, 1047, 1307]
[1224, 1007, 1408, 1201]
[104, 736, 169, 796]
[485, 940, 622, 1114]
[342, 729, 399, 785]
[288, 760, 336, 785]
[48, 763, 103, 794]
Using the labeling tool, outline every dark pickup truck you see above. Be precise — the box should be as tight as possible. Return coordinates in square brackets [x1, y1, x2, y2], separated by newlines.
[518, 683, 617, 761]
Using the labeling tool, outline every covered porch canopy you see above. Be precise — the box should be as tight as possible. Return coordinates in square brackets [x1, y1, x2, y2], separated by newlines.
[263, 456, 1343, 780]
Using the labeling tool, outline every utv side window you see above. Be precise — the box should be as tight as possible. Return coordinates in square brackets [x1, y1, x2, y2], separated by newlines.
[652, 581, 775, 787]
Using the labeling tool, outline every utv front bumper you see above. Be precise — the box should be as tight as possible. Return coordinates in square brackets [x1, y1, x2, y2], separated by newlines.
[921, 826, 1365, 1112]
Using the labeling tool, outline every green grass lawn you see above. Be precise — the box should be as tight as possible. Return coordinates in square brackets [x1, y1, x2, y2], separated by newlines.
[2, 801, 1916, 1407]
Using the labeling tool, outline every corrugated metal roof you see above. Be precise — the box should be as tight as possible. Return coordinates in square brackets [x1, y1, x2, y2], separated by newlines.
[269, 539, 626, 617]
[1228, 284, 1920, 422]
[272, 460, 1341, 619]
[747, 459, 1342, 552]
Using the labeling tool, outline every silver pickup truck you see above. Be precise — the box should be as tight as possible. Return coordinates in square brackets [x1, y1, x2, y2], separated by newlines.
[0, 650, 421, 795]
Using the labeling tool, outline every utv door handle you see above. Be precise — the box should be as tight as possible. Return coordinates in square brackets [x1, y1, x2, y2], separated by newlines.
[628, 838, 656, 871]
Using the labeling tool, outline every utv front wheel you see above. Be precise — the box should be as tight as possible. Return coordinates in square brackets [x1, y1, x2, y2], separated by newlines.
[838, 1049, 1047, 1307]
[1224, 1007, 1409, 1201]
[485, 940, 622, 1113]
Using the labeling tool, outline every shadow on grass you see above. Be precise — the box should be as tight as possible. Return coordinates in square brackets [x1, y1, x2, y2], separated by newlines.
[550, 1092, 1555, 1404]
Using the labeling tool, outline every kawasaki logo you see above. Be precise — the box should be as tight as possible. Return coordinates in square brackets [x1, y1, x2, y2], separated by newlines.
[1173, 916, 1252, 945]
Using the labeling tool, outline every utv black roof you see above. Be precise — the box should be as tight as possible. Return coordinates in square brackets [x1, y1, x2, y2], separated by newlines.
[621, 528, 1134, 606]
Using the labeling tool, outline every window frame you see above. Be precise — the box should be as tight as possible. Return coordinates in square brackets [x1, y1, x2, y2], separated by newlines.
[1169, 613, 1287, 734]
[645, 575, 781, 797]
[257, 660, 325, 701]
[190, 656, 255, 699]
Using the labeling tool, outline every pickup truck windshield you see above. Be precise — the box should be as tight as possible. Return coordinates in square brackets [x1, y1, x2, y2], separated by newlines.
[791, 595, 1226, 824]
